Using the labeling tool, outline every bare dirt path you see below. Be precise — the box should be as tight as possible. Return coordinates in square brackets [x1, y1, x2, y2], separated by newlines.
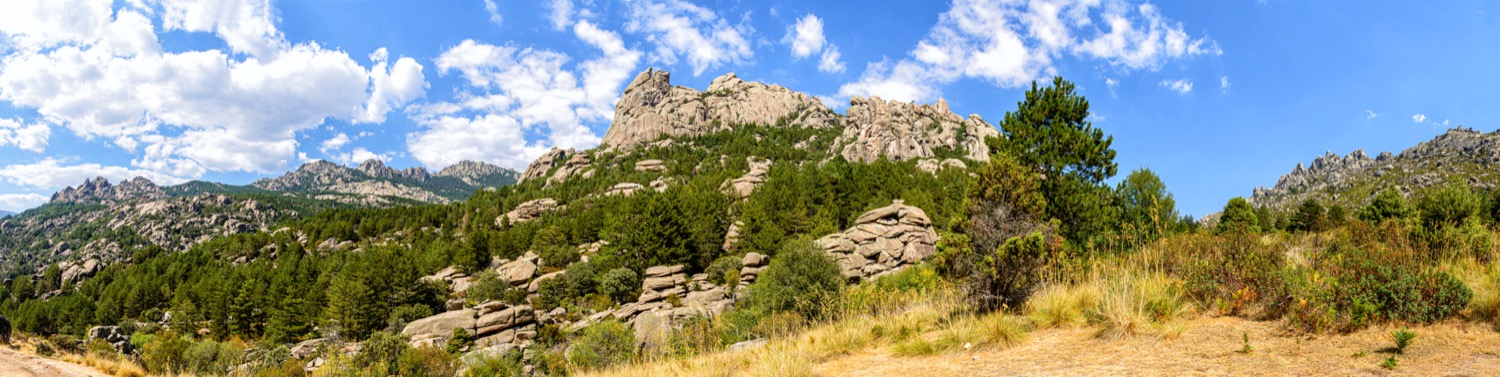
[820, 317, 1500, 376]
[0, 346, 111, 377]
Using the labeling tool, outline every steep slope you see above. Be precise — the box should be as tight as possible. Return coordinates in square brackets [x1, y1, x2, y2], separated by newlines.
[1250, 127, 1500, 210]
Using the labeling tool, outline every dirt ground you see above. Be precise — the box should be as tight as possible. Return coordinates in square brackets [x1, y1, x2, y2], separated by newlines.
[820, 317, 1500, 376]
[0, 345, 110, 377]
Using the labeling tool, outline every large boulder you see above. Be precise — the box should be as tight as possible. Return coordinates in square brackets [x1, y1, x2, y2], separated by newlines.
[498, 198, 559, 227]
[401, 309, 477, 345]
[816, 199, 939, 282]
[499, 259, 538, 285]
[87, 326, 133, 354]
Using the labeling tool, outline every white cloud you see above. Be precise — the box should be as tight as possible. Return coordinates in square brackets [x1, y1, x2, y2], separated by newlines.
[0, 193, 48, 212]
[411, 22, 642, 171]
[839, 0, 1218, 103]
[320, 132, 351, 153]
[624, 0, 753, 76]
[1159, 78, 1192, 94]
[1219, 75, 1229, 91]
[819, 45, 846, 73]
[1105, 77, 1119, 87]
[0, 157, 187, 190]
[0, 0, 425, 179]
[362, 48, 429, 123]
[547, 0, 574, 30]
[0, 118, 50, 152]
[1366, 110, 1378, 119]
[483, 0, 503, 26]
[785, 15, 827, 59]
[335, 147, 394, 165]
[1413, 114, 1427, 123]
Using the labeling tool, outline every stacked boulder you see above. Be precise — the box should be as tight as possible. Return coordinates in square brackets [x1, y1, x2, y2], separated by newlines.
[816, 200, 939, 281]
[737, 252, 768, 292]
[721, 157, 772, 200]
[498, 198, 559, 227]
[473, 303, 536, 347]
[87, 326, 134, 355]
[634, 265, 688, 312]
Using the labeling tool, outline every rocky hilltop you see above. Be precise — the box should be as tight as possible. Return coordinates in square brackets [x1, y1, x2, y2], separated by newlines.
[1250, 127, 1500, 210]
[530, 69, 999, 184]
[252, 159, 518, 205]
[50, 176, 167, 204]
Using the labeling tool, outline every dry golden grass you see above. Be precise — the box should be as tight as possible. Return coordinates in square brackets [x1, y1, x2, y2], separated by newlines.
[59, 353, 148, 377]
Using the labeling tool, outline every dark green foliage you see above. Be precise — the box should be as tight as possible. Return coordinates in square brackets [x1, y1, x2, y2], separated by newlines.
[1418, 183, 1482, 229]
[566, 320, 636, 371]
[0, 314, 9, 344]
[1115, 168, 1180, 243]
[1327, 204, 1348, 228]
[1391, 328, 1416, 354]
[141, 332, 192, 374]
[354, 331, 410, 369]
[748, 240, 845, 321]
[1217, 197, 1261, 234]
[1289, 199, 1327, 233]
[388, 304, 434, 333]
[970, 232, 1058, 311]
[446, 328, 474, 354]
[466, 348, 525, 377]
[991, 77, 1118, 241]
[604, 188, 719, 273]
[705, 256, 742, 287]
[596, 268, 639, 303]
[467, 271, 509, 304]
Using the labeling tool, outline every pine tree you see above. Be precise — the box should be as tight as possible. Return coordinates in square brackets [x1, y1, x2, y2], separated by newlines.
[1115, 168, 1179, 241]
[1217, 197, 1261, 234]
[992, 77, 1118, 241]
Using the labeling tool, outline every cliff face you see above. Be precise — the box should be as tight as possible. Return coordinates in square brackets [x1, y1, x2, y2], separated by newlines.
[838, 96, 998, 163]
[1250, 127, 1500, 210]
[601, 69, 838, 152]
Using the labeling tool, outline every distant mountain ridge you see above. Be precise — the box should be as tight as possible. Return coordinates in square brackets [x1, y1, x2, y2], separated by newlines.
[1249, 127, 1500, 210]
[2, 159, 518, 280]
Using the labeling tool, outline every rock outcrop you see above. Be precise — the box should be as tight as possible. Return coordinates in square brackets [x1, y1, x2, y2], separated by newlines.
[602, 69, 837, 152]
[1250, 128, 1500, 210]
[498, 198, 560, 226]
[87, 326, 134, 355]
[721, 157, 772, 200]
[50, 177, 166, 204]
[401, 309, 477, 347]
[816, 200, 939, 281]
[436, 160, 519, 186]
[838, 96, 999, 163]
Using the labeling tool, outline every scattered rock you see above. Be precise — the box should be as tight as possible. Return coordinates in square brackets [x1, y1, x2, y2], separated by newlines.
[499, 198, 559, 226]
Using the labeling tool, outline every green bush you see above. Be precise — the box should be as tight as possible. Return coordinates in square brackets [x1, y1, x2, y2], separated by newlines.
[465, 348, 525, 377]
[1218, 197, 1260, 234]
[705, 256, 742, 286]
[1359, 188, 1415, 224]
[566, 320, 636, 371]
[446, 328, 474, 354]
[596, 268, 639, 303]
[1289, 199, 1326, 233]
[748, 239, 845, 320]
[388, 304, 435, 332]
[184, 339, 244, 376]
[397, 345, 459, 377]
[140, 332, 191, 374]
[539, 246, 580, 270]
[964, 231, 1059, 311]
[354, 331, 410, 369]
[35, 340, 55, 356]
[1419, 183, 1482, 229]
[467, 271, 510, 304]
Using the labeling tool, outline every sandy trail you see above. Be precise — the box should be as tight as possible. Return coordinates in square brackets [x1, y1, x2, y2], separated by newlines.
[0, 346, 110, 377]
[820, 317, 1500, 376]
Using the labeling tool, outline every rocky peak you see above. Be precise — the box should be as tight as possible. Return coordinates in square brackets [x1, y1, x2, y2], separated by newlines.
[601, 69, 837, 152]
[253, 160, 357, 190]
[436, 160, 516, 187]
[359, 159, 431, 182]
[1251, 127, 1500, 210]
[51, 176, 165, 204]
[838, 96, 999, 163]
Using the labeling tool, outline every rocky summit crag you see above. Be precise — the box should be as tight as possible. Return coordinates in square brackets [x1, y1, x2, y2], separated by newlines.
[1250, 127, 1500, 210]
[525, 68, 999, 185]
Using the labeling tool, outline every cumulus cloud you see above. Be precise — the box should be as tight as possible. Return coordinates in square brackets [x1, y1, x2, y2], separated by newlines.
[783, 14, 846, 73]
[1366, 110, 1378, 119]
[786, 15, 827, 59]
[0, 118, 50, 152]
[0, 0, 424, 179]
[0, 157, 188, 190]
[1159, 78, 1192, 94]
[624, 0, 753, 76]
[409, 21, 642, 170]
[0, 193, 49, 212]
[320, 132, 351, 153]
[547, 0, 575, 30]
[1412, 114, 1427, 123]
[483, 0, 503, 26]
[839, 0, 1219, 103]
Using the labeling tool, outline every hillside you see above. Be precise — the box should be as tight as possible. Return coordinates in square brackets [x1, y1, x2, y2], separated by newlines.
[0, 159, 517, 286]
[1250, 127, 1500, 210]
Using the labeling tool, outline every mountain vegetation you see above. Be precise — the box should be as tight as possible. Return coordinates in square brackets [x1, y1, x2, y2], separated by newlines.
[3, 70, 1499, 376]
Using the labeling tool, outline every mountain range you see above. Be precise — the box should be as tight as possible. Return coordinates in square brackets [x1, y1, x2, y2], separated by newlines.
[0, 159, 517, 281]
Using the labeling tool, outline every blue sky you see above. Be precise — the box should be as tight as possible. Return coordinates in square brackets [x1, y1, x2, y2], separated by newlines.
[0, 0, 1497, 216]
